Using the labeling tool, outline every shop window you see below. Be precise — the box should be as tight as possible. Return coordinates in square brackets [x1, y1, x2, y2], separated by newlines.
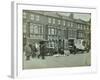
[50, 41, 54, 48]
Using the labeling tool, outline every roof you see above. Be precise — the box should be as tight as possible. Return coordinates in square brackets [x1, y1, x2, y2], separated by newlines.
[74, 19, 88, 24]
[24, 10, 88, 24]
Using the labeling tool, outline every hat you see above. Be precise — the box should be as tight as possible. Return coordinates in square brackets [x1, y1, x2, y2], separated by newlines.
[39, 41, 45, 44]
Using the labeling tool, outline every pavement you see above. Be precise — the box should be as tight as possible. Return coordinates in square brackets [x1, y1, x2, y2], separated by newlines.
[23, 52, 91, 69]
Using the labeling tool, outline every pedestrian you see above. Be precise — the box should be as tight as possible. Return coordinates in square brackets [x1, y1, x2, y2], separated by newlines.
[38, 42, 46, 59]
[73, 45, 77, 55]
[64, 49, 70, 56]
[31, 44, 37, 58]
[25, 43, 32, 60]
[60, 48, 64, 55]
[35, 43, 40, 58]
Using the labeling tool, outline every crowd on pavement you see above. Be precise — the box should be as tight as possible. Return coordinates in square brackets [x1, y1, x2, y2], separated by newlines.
[24, 40, 90, 60]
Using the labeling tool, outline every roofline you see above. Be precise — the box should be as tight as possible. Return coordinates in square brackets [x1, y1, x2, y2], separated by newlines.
[23, 10, 90, 25]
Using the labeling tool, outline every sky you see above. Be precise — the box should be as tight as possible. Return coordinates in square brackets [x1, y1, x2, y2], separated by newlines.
[59, 12, 91, 21]
[74, 13, 91, 21]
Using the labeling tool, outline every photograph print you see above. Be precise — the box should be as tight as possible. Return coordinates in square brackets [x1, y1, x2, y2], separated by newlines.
[23, 10, 91, 69]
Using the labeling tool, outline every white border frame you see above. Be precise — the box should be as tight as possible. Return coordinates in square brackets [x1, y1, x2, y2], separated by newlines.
[11, 1, 97, 79]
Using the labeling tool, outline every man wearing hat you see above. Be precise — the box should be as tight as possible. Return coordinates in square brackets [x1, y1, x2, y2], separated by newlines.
[38, 41, 47, 59]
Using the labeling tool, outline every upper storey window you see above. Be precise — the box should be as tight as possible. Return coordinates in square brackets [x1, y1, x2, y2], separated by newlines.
[36, 15, 40, 21]
[53, 18, 55, 24]
[48, 18, 52, 23]
[63, 21, 66, 26]
[30, 14, 34, 20]
[58, 20, 61, 25]
[23, 12, 27, 19]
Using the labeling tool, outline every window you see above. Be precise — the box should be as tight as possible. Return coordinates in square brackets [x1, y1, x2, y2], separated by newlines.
[36, 15, 40, 21]
[51, 41, 55, 48]
[29, 23, 44, 39]
[68, 30, 72, 37]
[30, 14, 34, 20]
[51, 28, 55, 35]
[83, 25, 85, 30]
[80, 24, 83, 29]
[68, 22, 70, 27]
[77, 24, 80, 29]
[80, 24, 81, 28]
[53, 18, 55, 24]
[48, 40, 51, 48]
[62, 30, 65, 36]
[68, 29, 76, 38]
[23, 12, 27, 18]
[23, 23, 27, 33]
[63, 21, 66, 26]
[77, 30, 84, 39]
[86, 26, 89, 30]
[54, 29, 57, 35]
[34, 25, 39, 34]
[58, 20, 61, 25]
[30, 23, 34, 38]
[71, 22, 73, 27]
[48, 41, 50, 47]
[79, 33, 83, 38]
[49, 41, 55, 48]
[48, 28, 55, 35]
[48, 28, 51, 35]
[30, 23, 34, 33]
[58, 29, 61, 36]
[50, 42, 52, 47]
[48, 18, 52, 23]
[39, 25, 43, 34]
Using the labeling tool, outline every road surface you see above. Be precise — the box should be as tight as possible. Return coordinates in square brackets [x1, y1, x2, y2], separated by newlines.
[23, 52, 91, 69]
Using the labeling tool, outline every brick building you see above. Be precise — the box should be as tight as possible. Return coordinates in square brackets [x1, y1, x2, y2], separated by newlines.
[23, 10, 90, 51]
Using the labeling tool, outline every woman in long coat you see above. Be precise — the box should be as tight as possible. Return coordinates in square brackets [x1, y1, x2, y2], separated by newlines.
[25, 44, 32, 60]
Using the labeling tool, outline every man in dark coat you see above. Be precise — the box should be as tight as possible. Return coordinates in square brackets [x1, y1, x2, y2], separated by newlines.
[38, 41, 46, 59]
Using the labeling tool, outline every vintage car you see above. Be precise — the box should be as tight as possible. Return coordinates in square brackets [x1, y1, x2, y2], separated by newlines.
[68, 39, 86, 54]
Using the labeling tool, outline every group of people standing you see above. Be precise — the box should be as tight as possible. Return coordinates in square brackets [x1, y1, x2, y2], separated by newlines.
[24, 41, 47, 60]
[24, 40, 90, 60]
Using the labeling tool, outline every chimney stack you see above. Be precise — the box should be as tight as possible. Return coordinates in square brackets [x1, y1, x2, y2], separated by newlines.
[69, 13, 74, 19]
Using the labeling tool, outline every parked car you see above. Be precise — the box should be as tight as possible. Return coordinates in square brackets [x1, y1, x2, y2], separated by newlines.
[68, 39, 76, 54]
